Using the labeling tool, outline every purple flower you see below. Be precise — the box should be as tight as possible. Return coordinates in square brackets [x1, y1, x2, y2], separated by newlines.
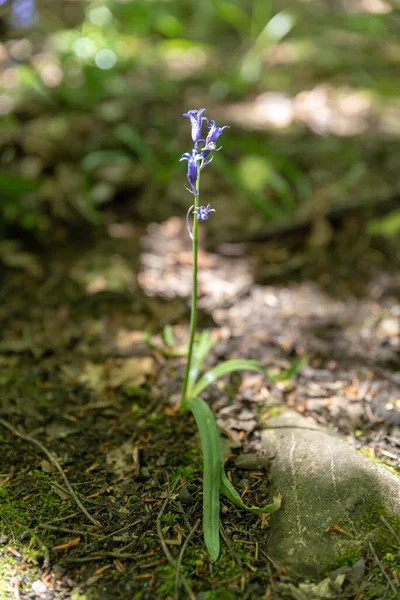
[207, 120, 229, 143]
[186, 204, 215, 239]
[201, 120, 229, 158]
[183, 109, 207, 144]
[180, 149, 202, 195]
[196, 204, 215, 222]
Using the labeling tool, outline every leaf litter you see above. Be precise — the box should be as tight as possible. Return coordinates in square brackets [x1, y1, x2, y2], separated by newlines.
[0, 227, 399, 600]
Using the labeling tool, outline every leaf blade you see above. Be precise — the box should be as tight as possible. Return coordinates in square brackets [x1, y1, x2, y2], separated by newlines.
[186, 331, 217, 398]
[219, 468, 281, 514]
[192, 359, 264, 397]
[186, 397, 221, 562]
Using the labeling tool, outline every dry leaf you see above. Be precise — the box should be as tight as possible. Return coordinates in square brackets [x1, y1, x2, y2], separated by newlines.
[78, 357, 154, 392]
[106, 442, 140, 480]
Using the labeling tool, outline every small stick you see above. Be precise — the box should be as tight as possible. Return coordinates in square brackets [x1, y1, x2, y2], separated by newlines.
[174, 500, 194, 532]
[43, 510, 82, 524]
[156, 479, 195, 600]
[368, 542, 398, 596]
[379, 515, 400, 545]
[0, 418, 100, 528]
[85, 519, 143, 552]
[175, 519, 200, 599]
[38, 524, 86, 537]
[65, 551, 151, 563]
[219, 521, 242, 567]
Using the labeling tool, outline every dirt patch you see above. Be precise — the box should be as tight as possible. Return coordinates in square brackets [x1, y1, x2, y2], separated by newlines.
[0, 223, 399, 599]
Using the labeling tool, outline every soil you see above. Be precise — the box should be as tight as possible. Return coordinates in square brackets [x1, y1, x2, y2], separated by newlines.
[0, 215, 399, 600]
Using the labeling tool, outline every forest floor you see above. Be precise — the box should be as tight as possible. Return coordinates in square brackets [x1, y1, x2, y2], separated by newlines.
[0, 213, 399, 600]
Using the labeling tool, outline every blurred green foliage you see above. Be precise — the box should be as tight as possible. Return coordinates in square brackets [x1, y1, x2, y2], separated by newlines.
[0, 0, 399, 240]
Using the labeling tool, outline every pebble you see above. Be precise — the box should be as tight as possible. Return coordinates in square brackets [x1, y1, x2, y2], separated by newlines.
[32, 580, 47, 594]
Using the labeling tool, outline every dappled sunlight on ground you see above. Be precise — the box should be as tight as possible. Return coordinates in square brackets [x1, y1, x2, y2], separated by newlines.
[225, 84, 400, 136]
[138, 217, 252, 309]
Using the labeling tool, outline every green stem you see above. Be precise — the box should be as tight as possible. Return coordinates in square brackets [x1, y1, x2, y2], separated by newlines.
[181, 169, 201, 407]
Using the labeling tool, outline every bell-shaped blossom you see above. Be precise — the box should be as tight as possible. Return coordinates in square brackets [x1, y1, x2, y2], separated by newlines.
[201, 121, 229, 158]
[186, 204, 215, 239]
[183, 108, 207, 144]
[180, 149, 202, 195]
[206, 120, 229, 145]
[196, 204, 215, 221]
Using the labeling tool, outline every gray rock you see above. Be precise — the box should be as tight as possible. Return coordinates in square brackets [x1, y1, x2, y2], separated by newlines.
[262, 410, 400, 578]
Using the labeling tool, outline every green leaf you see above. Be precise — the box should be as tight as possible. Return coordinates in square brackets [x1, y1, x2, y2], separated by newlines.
[81, 150, 132, 172]
[186, 331, 217, 398]
[192, 359, 264, 397]
[161, 324, 175, 348]
[219, 468, 281, 514]
[114, 123, 154, 165]
[367, 209, 400, 238]
[267, 356, 307, 383]
[0, 171, 39, 199]
[187, 397, 221, 562]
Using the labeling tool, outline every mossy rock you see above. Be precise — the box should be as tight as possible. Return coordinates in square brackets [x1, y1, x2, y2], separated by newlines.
[262, 411, 400, 578]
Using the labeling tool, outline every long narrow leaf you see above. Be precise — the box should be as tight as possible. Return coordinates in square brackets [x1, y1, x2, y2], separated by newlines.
[186, 331, 217, 398]
[186, 397, 221, 562]
[215, 416, 282, 514]
[192, 359, 264, 397]
[219, 469, 281, 514]
[162, 324, 175, 349]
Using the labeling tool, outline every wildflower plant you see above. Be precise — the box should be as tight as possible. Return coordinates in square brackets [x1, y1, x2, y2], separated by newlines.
[179, 109, 281, 562]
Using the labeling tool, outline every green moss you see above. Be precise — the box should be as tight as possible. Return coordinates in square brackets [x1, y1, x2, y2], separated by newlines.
[156, 566, 174, 596]
[131, 402, 144, 416]
[326, 549, 361, 571]
[0, 472, 71, 541]
[70, 592, 88, 600]
[156, 545, 253, 597]
[363, 500, 400, 552]
[161, 511, 179, 526]
[170, 448, 201, 483]
[203, 590, 238, 600]
[260, 405, 286, 422]
[171, 464, 198, 484]
[358, 449, 400, 477]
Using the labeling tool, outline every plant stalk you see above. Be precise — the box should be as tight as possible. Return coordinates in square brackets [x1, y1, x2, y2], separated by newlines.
[181, 169, 201, 407]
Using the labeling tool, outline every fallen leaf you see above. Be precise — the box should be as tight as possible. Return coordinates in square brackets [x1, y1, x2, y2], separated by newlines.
[107, 357, 154, 389]
[106, 442, 140, 480]
[78, 357, 154, 392]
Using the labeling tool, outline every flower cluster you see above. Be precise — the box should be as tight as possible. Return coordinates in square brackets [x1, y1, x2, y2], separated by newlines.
[180, 109, 228, 238]
[180, 109, 228, 196]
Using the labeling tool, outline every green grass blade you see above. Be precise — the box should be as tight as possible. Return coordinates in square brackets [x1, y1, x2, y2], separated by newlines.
[186, 331, 217, 398]
[192, 359, 264, 397]
[186, 397, 221, 562]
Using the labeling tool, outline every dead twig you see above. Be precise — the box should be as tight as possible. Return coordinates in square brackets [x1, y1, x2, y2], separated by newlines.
[368, 362, 400, 387]
[0, 418, 100, 528]
[38, 524, 87, 537]
[259, 548, 280, 571]
[156, 479, 195, 600]
[379, 515, 400, 545]
[64, 551, 148, 563]
[43, 511, 82, 524]
[85, 519, 143, 552]
[368, 542, 398, 596]
[175, 519, 200, 599]
[219, 521, 242, 567]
